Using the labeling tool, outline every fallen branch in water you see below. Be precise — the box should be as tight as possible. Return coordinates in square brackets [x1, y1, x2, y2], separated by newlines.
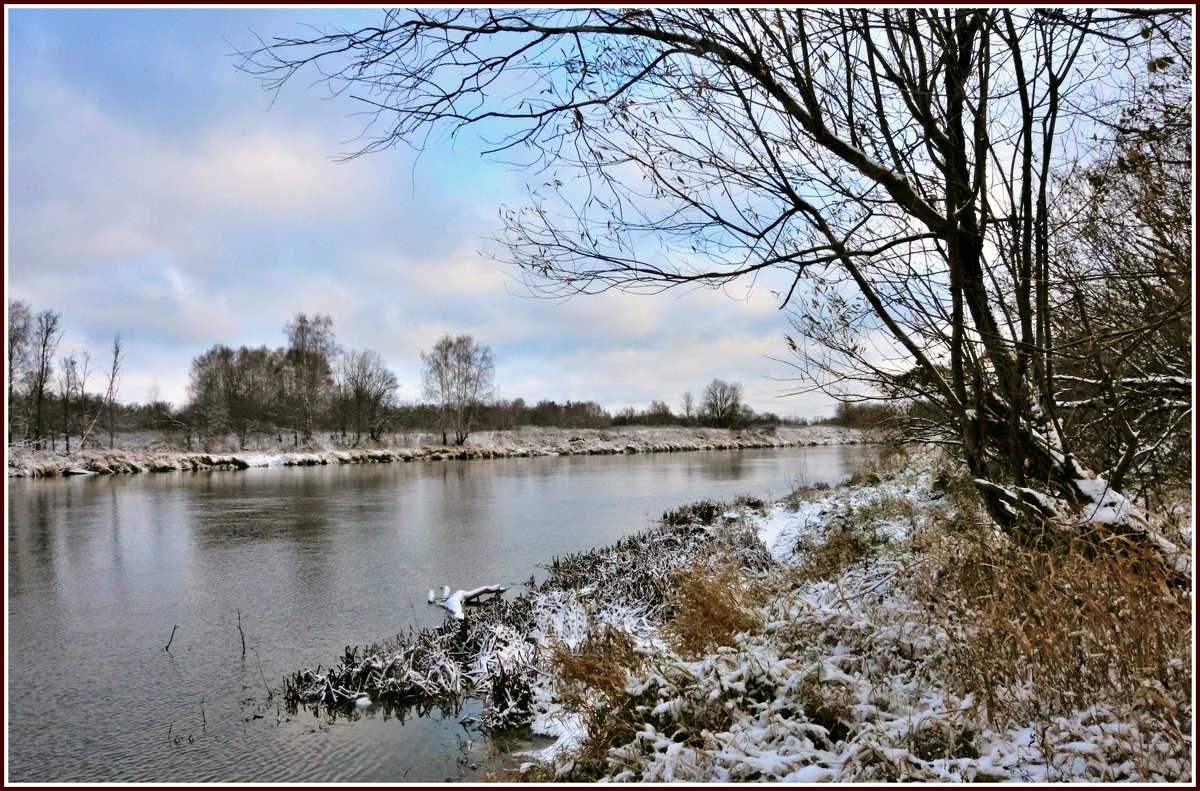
[254, 648, 273, 700]
[430, 584, 509, 620]
[165, 625, 178, 652]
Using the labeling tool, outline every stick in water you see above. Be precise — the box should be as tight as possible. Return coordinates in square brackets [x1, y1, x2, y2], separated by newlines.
[165, 625, 178, 652]
[237, 609, 246, 656]
[254, 648, 273, 700]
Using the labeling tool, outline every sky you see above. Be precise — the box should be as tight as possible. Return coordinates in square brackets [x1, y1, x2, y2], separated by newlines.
[5, 7, 838, 419]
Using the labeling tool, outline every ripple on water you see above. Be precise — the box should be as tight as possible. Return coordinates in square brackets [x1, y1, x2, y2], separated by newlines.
[8, 446, 870, 781]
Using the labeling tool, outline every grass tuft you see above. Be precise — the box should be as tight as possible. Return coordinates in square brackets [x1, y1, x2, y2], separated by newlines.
[664, 560, 764, 658]
[536, 624, 653, 781]
[918, 524, 1192, 751]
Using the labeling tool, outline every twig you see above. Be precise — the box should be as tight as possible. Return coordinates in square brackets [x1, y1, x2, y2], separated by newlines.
[254, 648, 273, 700]
[165, 625, 178, 652]
[237, 609, 246, 656]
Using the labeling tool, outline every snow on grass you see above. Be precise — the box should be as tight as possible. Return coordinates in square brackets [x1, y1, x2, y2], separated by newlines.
[516, 453, 1191, 782]
[274, 445, 1189, 782]
[8, 425, 866, 477]
[755, 467, 932, 563]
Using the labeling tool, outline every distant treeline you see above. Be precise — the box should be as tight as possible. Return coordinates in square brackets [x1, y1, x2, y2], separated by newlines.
[8, 303, 886, 452]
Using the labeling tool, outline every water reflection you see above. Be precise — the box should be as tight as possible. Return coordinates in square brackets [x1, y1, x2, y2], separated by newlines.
[689, 450, 747, 480]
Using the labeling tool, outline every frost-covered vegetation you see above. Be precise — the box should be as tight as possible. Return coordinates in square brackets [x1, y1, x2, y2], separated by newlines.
[6, 425, 861, 477]
[281, 446, 1192, 782]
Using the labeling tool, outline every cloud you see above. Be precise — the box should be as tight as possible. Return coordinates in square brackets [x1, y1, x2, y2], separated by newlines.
[11, 80, 374, 262]
[7, 10, 839, 418]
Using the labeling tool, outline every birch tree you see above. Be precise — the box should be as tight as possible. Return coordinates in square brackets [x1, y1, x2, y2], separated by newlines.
[7, 300, 33, 443]
[421, 334, 495, 445]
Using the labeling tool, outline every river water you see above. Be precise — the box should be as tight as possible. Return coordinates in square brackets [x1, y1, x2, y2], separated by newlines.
[7, 444, 868, 782]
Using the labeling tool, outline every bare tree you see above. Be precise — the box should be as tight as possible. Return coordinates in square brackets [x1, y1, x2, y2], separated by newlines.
[1047, 68, 1191, 509]
[339, 349, 400, 444]
[29, 309, 62, 450]
[240, 8, 1191, 576]
[149, 380, 162, 430]
[188, 344, 285, 449]
[680, 391, 696, 425]
[421, 334, 495, 445]
[79, 333, 124, 449]
[700, 379, 744, 429]
[284, 312, 337, 444]
[7, 300, 33, 443]
[188, 346, 231, 445]
[56, 350, 90, 453]
[105, 333, 123, 449]
[647, 399, 674, 424]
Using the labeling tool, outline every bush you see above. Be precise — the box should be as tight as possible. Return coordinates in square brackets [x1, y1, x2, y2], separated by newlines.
[913, 522, 1193, 776]
[664, 561, 763, 659]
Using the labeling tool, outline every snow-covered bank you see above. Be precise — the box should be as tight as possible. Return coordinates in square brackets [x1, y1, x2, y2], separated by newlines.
[278, 448, 1192, 782]
[6, 425, 863, 478]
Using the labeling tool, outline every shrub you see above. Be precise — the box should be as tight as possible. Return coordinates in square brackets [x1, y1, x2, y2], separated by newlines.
[924, 527, 1192, 751]
[664, 561, 763, 659]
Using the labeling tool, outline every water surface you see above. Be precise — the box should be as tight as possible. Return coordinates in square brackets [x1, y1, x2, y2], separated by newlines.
[7, 445, 867, 782]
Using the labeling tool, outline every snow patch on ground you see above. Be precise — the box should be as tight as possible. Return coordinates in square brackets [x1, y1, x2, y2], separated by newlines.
[7, 425, 867, 477]
[515, 460, 1190, 782]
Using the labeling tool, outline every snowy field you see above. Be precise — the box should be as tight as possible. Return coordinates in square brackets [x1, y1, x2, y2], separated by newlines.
[6, 425, 864, 477]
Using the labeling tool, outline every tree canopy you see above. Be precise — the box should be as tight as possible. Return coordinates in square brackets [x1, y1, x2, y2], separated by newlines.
[240, 8, 1192, 577]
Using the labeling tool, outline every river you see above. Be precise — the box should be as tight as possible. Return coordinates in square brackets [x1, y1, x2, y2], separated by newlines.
[6, 444, 869, 782]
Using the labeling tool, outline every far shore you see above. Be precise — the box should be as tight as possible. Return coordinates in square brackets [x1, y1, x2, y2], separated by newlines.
[6, 425, 867, 478]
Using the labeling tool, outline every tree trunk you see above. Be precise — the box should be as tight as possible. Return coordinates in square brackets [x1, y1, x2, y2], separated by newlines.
[971, 393, 1189, 585]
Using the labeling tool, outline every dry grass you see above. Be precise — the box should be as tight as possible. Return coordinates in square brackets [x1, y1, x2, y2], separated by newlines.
[553, 624, 646, 707]
[523, 553, 767, 780]
[789, 521, 885, 585]
[525, 624, 654, 782]
[920, 526, 1192, 739]
[850, 489, 924, 526]
[1155, 489, 1193, 547]
[663, 560, 764, 659]
[660, 499, 723, 526]
[846, 441, 912, 486]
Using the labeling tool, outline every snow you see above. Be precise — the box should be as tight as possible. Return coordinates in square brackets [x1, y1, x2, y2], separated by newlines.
[429, 584, 507, 620]
[755, 473, 929, 564]
[8, 425, 867, 478]
[511, 457, 1191, 782]
[274, 446, 1188, 782]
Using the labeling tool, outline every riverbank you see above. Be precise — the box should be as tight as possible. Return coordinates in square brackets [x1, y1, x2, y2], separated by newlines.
[6, 425, 864, 478]
[282, 446, 1192, 782]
